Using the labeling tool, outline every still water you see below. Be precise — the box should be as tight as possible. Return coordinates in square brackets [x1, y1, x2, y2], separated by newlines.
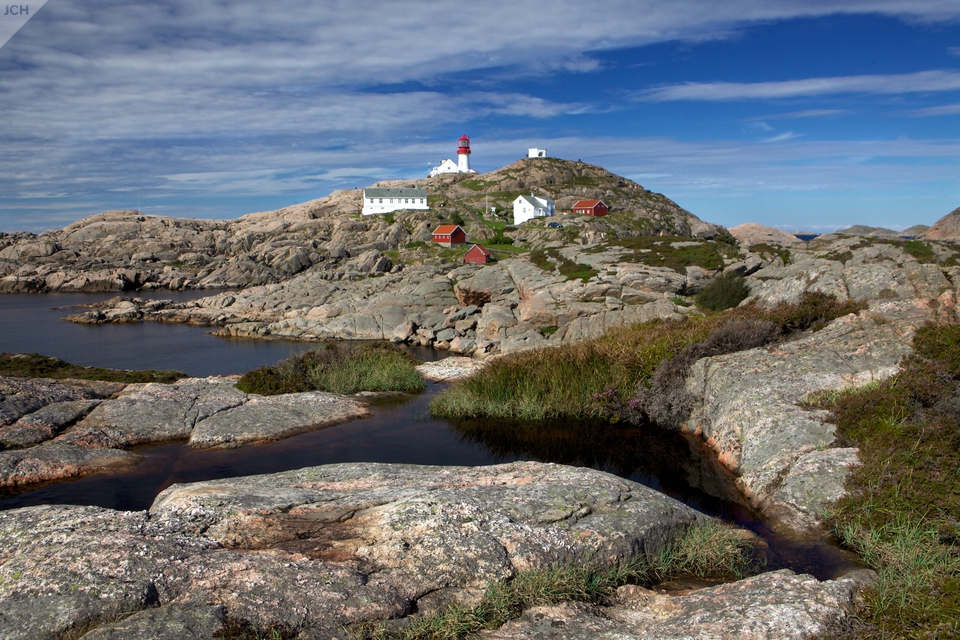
[0, 292, 855, 578]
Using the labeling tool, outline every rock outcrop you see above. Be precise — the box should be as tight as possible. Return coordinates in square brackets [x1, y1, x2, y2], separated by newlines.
[921, 206, 960, 241]
[0, 461, 725, 639]
[679, 232, 960, 533]
[482, 570, 862, 640]
[0, 376, 371, 488]
[728, 222, 801, 246]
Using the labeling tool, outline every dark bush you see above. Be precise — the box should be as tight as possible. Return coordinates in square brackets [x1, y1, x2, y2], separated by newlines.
[694, 273, 751, 312]
[635, 318, 781, 429]
[912, 323, 960, 378]
[762, 290, 865, 333]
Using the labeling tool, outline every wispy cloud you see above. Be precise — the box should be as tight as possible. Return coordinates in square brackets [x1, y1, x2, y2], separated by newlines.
[749, 109, 851, 120]
[761, 132, 803, 143]
[910, 102, 960, 116]
[641, 70, 960, 101]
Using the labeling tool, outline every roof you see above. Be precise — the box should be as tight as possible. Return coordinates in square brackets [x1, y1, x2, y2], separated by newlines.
[573, 199, 606, 208]
[467, 244, 492, 256]
[364, 187, 427, 198]
[432, 225, 465, 235]
[514, 194, 554, 207]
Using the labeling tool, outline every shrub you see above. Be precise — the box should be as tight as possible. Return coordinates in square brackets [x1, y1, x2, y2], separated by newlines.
[635, 318, 780, 429]
[762, 290, 864, 333]
[694, 273, 751, 312]
[236, 343, 424, 396]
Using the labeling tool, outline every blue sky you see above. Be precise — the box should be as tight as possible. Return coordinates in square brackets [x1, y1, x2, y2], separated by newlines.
[1, 1, 958, 234]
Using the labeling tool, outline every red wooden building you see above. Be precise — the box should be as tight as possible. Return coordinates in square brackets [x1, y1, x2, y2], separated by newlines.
[432, 224, 467, 247]
[572, 199, 608, 217]
[464, 244, 494, 265]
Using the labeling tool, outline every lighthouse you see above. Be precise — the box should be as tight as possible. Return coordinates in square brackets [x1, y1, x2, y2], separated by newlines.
[428, 135, 479, 177]
[457, 134, 471, 173]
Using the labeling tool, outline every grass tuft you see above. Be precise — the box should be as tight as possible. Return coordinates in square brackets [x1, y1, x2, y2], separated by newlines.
[236, 343, 425, 396]
[351, 521, 761, 640]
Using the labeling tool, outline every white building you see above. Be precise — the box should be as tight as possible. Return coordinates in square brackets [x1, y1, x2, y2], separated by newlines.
[513, 194, 555, 225]
[428, 134, 478, 177]
[362, 188, 429, 216]
[528, 148, 547, 158]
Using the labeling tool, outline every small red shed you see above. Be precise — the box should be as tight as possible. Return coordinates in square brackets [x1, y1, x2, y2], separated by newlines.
[464, 244, 494, 265]
[572, 199, 608, 217]
[432, 224, 467, 247]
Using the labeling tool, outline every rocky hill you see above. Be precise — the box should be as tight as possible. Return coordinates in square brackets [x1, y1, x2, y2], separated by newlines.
[0, 158, 722, 294]
[921, 206, 960, 241]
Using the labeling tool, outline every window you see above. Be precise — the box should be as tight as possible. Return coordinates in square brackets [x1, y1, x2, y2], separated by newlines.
[379, 199, 383, 203]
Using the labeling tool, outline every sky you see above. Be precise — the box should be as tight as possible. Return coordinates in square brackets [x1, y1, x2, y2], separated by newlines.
[0, 1, 958, 234]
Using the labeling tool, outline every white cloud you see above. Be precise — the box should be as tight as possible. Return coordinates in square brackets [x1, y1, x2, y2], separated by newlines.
[3, 0, 960, 232]
[641, 70, 960, 101]
[910, 102, 960, 116]
[761, 132, 803, 143]
[750, 109, 851, 120]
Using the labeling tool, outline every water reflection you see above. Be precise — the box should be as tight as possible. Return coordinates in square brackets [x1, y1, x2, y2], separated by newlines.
[451, 417, 751, 520]
[450, 416, 860, 579]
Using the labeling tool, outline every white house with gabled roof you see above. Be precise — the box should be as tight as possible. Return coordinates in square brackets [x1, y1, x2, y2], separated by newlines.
[362, 187, 429, 216]
[513, 194, 555, 225]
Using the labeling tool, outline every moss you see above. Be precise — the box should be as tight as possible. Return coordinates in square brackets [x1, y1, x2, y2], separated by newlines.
[0, 353, 184, 384]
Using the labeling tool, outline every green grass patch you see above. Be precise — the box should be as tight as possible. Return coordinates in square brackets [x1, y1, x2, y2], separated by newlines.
[431, 292, 864, 422]
[352, 520, 761, 640]
[486, 243, 527, 254]
[479, 218, 508, 231]
[598, 236, 740, 273]
[236, 343, 425, 396]
[0, 353, 184, 384]
[806, 322, 960, 638]
[528, 249, 598, 282]
[902, 239, 936, 263]
[748, 242, 791, 264]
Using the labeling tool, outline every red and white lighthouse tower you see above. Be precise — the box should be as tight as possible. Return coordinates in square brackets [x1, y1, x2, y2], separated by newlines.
[457, 134, 472, 173]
